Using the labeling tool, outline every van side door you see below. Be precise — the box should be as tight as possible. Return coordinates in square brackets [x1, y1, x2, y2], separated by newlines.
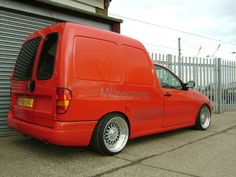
[155, 65, 196, 127]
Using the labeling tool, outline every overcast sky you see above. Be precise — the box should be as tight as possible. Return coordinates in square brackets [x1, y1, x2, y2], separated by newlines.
[109, 0, 236, 60]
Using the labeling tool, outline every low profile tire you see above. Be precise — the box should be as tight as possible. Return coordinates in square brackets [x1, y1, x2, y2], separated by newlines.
[91, 113, 129, 155]
[195, 105, 211, 130]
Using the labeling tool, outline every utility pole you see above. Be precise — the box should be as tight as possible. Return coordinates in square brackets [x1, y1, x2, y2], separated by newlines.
[178, 38, 181, 77]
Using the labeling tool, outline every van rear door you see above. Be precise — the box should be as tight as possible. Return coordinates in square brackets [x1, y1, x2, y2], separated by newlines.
[33, 33, 59, 127]
[12, 32, 59, 127]
[12, 37, 41, 123]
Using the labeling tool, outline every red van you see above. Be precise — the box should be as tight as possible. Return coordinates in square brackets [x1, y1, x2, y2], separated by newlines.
[8, 22, 211, 155]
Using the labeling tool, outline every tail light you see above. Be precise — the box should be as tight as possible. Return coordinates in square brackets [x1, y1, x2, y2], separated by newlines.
[56, 88, 72, 114]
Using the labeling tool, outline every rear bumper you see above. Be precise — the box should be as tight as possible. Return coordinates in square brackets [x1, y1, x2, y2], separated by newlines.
[8, 111, 97, 146]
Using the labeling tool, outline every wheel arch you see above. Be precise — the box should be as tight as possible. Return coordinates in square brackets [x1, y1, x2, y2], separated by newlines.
[101, 111, 130, 134]
[196, 103, 212, 122]
[90, 111, 131, 144]
[200, 103, 212, 115]
[194, 103, 212, 130]
[89, 111, 131, 155]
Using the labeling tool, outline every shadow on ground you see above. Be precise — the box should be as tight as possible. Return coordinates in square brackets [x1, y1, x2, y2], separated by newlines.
[7, 127, 194, 157]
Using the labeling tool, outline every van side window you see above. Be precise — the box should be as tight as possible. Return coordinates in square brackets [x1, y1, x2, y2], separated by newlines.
[14, 37, 41, 81]
[155, 66, 182, 89]
[36, 33, 58, 80]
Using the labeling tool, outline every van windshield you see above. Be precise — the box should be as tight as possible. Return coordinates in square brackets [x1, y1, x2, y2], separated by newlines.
[36, 33, 59, 80]
[14, 37, 41, 81]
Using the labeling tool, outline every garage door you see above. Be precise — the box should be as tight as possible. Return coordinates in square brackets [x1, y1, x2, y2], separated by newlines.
[0, 9, 57, 136]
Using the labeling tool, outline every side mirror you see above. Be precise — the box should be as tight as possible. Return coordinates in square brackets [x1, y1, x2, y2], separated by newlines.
[185, 81, 195, 89]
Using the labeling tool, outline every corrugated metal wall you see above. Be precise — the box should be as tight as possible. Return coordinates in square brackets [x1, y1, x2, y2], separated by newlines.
[0, 9, 57, 136]
[0, 5, 114, 136]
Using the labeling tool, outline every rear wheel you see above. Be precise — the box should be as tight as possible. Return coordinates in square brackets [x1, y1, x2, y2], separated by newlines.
[91, 113, 129, 155]
[195, 105, 211, 130]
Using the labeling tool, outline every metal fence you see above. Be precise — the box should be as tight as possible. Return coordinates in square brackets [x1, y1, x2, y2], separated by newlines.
[149, 53, 236, 113]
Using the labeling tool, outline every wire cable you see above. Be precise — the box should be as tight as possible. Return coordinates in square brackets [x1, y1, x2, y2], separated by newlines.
[110, 13, 236, 46]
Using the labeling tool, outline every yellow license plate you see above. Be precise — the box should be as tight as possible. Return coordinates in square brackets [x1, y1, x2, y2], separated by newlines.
[17, 97, 34, 108]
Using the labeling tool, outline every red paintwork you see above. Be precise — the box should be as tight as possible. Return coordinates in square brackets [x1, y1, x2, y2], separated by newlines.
[8, 22, 211, 146]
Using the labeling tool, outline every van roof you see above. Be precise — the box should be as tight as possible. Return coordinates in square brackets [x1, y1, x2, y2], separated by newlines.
[27, 22, 146, 51]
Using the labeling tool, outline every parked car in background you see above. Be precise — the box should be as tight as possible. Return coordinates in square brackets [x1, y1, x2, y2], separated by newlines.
[224, 83, 236, 103]
[8, 22, 212, 155]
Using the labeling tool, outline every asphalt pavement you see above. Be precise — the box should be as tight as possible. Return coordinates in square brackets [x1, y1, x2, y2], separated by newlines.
[0, 111, 236, 177]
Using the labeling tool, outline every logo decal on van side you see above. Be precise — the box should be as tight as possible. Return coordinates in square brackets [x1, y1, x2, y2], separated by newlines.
[101, 88, 149, 99]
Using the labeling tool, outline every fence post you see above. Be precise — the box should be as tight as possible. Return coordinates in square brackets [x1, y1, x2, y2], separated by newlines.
[216, 58, 222, 114]
[167, 54, 172, 70]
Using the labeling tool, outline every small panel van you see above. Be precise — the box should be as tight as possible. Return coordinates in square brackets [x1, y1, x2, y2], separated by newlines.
[8, 23, 211, 155]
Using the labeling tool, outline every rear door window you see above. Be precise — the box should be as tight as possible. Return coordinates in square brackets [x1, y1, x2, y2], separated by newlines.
[36, 33, 59, 80]
[14, 37, 41, 81]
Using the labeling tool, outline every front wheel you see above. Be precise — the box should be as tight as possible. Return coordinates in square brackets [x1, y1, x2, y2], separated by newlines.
[91, 113, 129, 155]
[195, 105, 211, 130]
